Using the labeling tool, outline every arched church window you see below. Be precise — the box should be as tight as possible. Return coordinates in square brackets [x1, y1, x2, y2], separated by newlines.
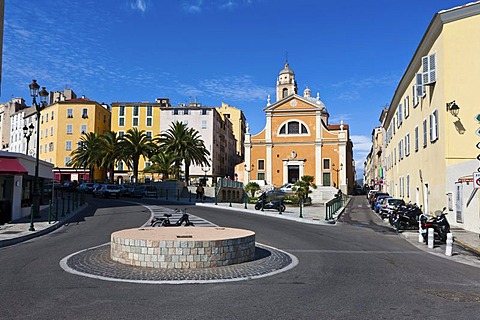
[278, 121, 309, 135]
[282, 88, 288, 98]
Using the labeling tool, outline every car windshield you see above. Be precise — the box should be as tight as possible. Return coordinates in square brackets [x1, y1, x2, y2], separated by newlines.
[389, 199, 405, 206]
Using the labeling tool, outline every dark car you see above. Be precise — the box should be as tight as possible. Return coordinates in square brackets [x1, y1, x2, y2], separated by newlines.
[132, 185, 158, 198]
[77, 182, 95, 194]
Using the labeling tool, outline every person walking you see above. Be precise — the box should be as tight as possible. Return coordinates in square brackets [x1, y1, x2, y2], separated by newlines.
[196, 184, 204, 200]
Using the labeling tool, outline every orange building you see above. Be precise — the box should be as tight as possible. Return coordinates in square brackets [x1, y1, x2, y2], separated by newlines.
[244, 62, 354, 196]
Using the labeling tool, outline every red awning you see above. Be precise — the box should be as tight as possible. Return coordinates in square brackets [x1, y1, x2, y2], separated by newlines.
[0, 158, 28, 175]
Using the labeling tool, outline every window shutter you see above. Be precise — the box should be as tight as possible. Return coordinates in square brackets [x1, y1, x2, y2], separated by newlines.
[404, 97, 409, 118]
[422, 53, 436, 85]
[416, 73, 424, 97]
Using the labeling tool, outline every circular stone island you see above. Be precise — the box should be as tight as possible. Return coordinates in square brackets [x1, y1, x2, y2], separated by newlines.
[111, 227, 255, 269]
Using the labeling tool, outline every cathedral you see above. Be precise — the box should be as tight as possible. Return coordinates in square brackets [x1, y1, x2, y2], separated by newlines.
[243, 61, 354, 196]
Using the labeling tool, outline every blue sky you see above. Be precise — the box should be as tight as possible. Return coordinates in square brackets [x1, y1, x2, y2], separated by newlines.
[2, 0, 472, 179]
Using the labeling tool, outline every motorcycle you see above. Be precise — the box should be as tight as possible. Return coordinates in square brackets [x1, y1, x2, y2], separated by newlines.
[420, 207, 450, 243]
[391, 203, 422, 231]
[254, 192, 286, 212]
[150, 209, 194, 227]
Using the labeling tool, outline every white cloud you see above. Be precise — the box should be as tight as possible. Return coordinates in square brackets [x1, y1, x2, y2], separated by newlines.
[130, 0, 147, 12]
[183, 0, 203, 13]
[351, 135, 372, 177]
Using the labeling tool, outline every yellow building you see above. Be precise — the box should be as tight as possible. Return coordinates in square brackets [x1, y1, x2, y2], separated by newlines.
[244, 62, 354, 197]
[216, 102, 246, 162]
[110, 99, 170, 182]
[40, 95, 111, 182]
[381, 2, 480, 232]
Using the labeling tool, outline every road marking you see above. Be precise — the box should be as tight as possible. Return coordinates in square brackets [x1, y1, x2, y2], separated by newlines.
[286, 249, 423, 254]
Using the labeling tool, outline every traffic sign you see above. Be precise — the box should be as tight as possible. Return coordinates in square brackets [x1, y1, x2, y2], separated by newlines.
[474, 172, 480, 189]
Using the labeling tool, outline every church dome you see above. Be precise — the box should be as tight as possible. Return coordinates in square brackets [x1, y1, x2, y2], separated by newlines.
[279, 62, 295, 76]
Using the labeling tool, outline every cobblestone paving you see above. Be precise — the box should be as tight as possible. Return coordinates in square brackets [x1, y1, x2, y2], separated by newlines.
[64, 243, 295, 282]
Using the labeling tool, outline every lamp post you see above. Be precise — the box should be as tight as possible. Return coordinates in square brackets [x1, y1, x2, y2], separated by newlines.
[29, 80, 49, 230]
[332, 163, 343, 189]
[22, 123, 34, 155]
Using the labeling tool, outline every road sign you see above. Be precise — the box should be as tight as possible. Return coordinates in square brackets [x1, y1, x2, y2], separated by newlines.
[474, 172, 480, 189]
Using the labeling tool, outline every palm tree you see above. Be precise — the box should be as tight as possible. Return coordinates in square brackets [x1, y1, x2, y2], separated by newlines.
[293, 175, 317, 204]
[120, 128, 156, 184]
[146, 152, 179, 181]
[69, 132, 102, 182]
[156, 121, 210, 182]
[98, 131, 123, 183]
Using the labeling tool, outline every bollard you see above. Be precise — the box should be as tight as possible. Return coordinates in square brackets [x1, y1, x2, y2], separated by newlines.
[427, 228, 434, 249]
[29, 204, 35, 231]
[418, 221, 424, 243]
[445, 233, 453, 256]
[55, 197, 59, 220]
[244, 194, 248, 209]
[215, 192, 218, 205]
[229, 191, 232, 207]
[299, 198, 303, 218]
[48, 200, 53, 224]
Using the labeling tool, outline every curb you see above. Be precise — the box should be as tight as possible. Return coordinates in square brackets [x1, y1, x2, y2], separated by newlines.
[195, 203, 332, 225]
[0, 204, 88, 248]
[454, 238, 480, 257]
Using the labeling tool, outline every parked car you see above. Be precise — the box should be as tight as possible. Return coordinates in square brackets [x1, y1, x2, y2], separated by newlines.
[279, 183, 295, 193]
[380, 198, 406, 219]
[77, 182, 95, 194]
[374, 195, 391, 213]
[93, 184, 122, 198]
[370, 192, 389, 208]
[374, 196, 392, 213]
[132, 185, 158, 198]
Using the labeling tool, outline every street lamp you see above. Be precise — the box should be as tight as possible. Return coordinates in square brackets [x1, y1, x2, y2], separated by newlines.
[22, 123, 34, 155]
[201, 158, 211, 186]
[244, 164, 252, 183]
[332, 163, 343, 189]
[29, 80, 49, 231]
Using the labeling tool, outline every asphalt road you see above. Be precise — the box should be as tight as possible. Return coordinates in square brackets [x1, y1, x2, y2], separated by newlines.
[1, 195, 479, 320]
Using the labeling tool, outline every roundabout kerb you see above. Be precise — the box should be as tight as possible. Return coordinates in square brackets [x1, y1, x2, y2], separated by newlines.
[111, 227, 256, 269]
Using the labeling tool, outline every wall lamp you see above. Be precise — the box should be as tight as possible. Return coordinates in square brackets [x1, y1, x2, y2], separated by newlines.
[446, 101, 460, 117]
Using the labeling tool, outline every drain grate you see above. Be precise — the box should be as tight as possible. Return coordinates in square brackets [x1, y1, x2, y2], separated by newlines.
[1, 231, 22, 235]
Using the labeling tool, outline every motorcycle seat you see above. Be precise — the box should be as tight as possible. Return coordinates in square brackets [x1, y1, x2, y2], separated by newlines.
[163, 213, 172, 217]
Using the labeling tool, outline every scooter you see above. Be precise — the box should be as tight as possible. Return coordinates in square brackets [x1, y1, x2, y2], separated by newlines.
[254, 193, 286, 212]
[392, 204, 422, 231]
[150, 209, 194, 227]
[420, 207, 450, 243]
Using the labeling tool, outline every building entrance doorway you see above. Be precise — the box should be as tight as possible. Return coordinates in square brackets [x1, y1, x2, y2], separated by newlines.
[288, 165, 299, 183]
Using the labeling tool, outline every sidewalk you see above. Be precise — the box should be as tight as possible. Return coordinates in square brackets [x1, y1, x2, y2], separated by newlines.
[1, 196, 479, 259]
[0, 200, 87, 248]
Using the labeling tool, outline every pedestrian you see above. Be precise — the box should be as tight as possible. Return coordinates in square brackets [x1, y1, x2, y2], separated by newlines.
[196, 184, 204, 200]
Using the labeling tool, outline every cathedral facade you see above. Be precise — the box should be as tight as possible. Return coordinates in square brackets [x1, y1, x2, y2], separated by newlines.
[244, 62, 354, 195]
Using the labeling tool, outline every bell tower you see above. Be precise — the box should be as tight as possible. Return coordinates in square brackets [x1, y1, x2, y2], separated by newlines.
[276, 61, 297, 102]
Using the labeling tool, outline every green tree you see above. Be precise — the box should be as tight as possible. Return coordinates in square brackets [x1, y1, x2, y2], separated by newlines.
[120, 128, 156, 184]
[156, 121, 210, 182]
[244, 181, 261, 198]
[98, 131, 123, 183]
[69, 132, 102, 182]
[144, 151, 179, 181]
[293, 175, 317, 204]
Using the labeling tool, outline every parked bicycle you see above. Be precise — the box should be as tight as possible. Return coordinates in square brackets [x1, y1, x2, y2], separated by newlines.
[150, 209, 194, 227]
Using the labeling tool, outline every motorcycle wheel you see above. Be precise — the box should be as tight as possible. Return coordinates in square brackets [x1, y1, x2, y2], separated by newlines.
[254, 203, 261, 210]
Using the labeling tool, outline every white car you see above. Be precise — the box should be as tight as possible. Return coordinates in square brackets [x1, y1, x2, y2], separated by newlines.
[280, 183, 295, 193]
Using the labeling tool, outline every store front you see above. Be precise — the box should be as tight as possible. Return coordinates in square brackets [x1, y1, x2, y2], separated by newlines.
[0, 152, 53, 223]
